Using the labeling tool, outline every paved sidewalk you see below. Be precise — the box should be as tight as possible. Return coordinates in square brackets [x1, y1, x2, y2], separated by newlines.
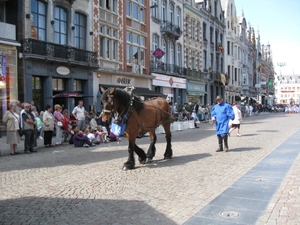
[0, 112, 299, 225]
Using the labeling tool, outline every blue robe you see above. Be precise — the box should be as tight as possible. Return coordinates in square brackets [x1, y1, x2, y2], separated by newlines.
[211, 102, 235, 135]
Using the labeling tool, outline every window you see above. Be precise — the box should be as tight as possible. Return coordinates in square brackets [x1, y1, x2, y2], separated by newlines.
[99, 25, 118, 60]
[202, 23, 207, 41]
[191, 19, 195, 39]
[203, 51, 207, 69]
[74, 13, 86, 49]
[153, 34, 159, 51]
[170, 42, 175, 65]
[32, 76, 42, 111]
[210, 27, 213, 43]
[210, 53, 213, 69]
[161, 0, 166, 21]
[227, 41, 230, 55]
[161, 38, 166, 63]
[151, 0, 158, 18]
[126, 31, 146, 65]
[235, 68, 237, 81]
[100, 37, 104, 57]
[74, 80, 82, 92]
[52, 78, 64, 91]
[177, 44, 182, 67]
[100, 0, 117, 13]
[54, 7, 67, 45]
[191, 51, 195, 69]
[127, 0, 145, 23]
[185, 17, 189, 36]
[169, 3, 174, 24]
[176, 7, 181, 27]
[31, 0, 46, 41]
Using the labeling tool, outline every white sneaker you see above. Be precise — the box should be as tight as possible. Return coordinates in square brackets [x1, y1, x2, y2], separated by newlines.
[39, 136, 44, 140]
[83, 144, 89, 148]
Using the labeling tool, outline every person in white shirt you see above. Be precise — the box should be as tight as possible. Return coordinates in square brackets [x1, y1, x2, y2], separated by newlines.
[72, 100, 86, 131]
[229, 102, 242, 137]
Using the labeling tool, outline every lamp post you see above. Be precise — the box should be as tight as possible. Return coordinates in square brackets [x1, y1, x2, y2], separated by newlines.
[277, 62, 286, 76]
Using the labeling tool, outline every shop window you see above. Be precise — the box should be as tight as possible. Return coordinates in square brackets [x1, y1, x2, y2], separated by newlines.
[52, 78, 64, 91]
[32, 76, 42, 111]
[74, 80, 82, 92]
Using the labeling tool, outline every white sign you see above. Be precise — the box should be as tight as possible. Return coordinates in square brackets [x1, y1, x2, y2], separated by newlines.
[112, 75, 135, 86]
[255, 84, 261, 88]
[152, 73, 186, 89]
[56, 66, 70, 75]
[260, 81, 267, 85]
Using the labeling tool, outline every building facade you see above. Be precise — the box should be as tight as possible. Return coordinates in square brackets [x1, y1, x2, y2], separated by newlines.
[149, 0, 185, 104]
[198, 0, 226, 105]
[183, 1, 206, 105]
[18, 0, 98, 113]
[274, 74, 300, 105]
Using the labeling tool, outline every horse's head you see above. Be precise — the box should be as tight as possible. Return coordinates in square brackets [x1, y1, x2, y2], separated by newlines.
[100, 86, 116, 122]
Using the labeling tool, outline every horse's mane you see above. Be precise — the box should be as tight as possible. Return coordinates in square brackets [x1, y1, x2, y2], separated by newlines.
[107, 87, 144, 113]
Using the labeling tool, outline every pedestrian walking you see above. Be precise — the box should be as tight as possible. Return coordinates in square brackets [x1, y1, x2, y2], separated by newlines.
[228, 102, 242, 137]
[42, 105, 55, 148]
[22, 103, 37, 154]
[2, 101, 21, 155]
[72, 100, 86, 131]
[210, 95, 234, 152]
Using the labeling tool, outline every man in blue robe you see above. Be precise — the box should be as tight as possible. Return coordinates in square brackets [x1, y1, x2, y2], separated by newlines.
[211, 95, 234, 152]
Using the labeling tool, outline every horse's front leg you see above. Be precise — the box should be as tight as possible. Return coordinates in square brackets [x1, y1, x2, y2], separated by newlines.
[145, 130, 157, 162]
[123, 141, 136, 170]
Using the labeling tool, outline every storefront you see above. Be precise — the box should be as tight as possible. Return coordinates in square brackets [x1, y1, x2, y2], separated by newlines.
[23, 59, 95, 113]
[0, 41, 20, 121]
[152, 73, 187, 104]
[186, 80, 206, 104]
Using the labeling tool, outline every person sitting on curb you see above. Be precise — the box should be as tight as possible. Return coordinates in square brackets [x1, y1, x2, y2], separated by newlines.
[73, 129, 94, 147]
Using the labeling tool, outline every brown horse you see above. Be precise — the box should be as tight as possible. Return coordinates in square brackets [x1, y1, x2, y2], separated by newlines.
[100, 86, 173, 170]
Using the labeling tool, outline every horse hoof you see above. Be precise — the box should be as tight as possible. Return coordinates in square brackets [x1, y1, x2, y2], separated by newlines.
[164, 156, 172, 160]
[145, 158, 153, 163]
[122, 166, 134, 170]
[138, 157, 147, 164]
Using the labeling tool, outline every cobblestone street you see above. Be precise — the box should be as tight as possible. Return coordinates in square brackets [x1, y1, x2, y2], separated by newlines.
[0, 112, 299, 225]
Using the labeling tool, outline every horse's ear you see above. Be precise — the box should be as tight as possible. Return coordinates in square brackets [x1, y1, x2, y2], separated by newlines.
[100, 86, 106, 94]
[108, 87, 116, 95]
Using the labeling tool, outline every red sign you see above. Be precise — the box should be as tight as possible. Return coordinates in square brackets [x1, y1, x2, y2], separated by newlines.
[152, 48, 165, 60]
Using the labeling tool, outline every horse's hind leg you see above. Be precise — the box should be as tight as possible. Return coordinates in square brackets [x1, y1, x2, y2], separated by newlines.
[145, 130, 157, 162]
[162, 123, 172, 159]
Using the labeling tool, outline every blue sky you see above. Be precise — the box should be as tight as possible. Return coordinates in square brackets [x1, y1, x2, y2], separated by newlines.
[234, 0, 300, 75]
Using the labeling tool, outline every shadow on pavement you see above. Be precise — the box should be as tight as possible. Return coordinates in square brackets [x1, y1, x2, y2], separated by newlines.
[228, 147, 261, 152]
[0, 196, 176, 225]
[136, 153, 212, 169]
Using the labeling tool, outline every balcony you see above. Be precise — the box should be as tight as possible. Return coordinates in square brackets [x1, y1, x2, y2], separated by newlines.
[22, 38, 98, 67]
[184, 68, 204, 80]
[150, 60, 184, 76]
[161, 21, 182, 40]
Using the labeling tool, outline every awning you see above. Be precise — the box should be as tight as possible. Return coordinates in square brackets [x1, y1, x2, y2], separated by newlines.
[250, 97, 259, 102]
[133, 87, 166, 98]
[48, 92, 93, 98]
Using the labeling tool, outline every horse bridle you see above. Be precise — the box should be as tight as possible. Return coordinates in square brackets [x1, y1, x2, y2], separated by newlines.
[103, 92, 133, 123]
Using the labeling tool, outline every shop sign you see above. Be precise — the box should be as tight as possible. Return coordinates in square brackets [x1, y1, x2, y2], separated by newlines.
[112, 75, 135, 86]
[152, 73, 186, 89]
[56, 66, 70, 75]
